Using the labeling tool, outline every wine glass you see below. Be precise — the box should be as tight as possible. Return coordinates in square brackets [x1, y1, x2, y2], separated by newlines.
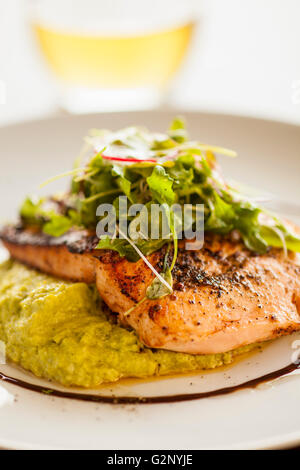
[28, 0, 197, 113]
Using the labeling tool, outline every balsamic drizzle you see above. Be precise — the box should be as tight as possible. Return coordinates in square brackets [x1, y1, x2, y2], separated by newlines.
[0, 362, 298, 405]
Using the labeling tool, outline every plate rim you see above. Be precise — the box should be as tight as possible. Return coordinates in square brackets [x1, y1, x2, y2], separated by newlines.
[0, 108, 299, 132]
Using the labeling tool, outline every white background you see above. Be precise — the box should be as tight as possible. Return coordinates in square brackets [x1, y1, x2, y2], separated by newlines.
[0, 0, 299, 126]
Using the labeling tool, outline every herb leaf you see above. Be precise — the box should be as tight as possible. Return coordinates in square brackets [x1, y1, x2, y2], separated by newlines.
[146, 268, 173, 300]
[147, 166, 175, 206]
[43, 215, 74, 237]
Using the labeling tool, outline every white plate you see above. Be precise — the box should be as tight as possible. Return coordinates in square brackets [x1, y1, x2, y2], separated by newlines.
[0, 111, 300, 450]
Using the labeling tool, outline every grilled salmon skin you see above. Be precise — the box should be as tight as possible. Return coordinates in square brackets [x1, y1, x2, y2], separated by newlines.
[1, 225, 300, 355]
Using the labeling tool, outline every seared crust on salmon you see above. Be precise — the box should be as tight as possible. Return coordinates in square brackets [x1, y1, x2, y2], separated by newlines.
[1, 225, 300, 354]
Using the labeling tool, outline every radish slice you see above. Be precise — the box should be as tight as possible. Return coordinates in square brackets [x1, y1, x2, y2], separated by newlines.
[102, 155, 157, 163]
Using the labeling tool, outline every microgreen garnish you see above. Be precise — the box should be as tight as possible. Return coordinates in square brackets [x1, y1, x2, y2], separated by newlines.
[19, 118, 300, 299]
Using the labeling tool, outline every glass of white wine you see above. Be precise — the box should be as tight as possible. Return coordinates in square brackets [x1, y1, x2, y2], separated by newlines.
[28, 0, 196, 113]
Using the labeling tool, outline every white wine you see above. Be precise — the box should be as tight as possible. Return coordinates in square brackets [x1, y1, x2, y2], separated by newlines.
[33, 22, 194, 89]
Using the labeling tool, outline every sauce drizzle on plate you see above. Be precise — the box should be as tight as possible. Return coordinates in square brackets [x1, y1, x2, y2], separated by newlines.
[0, 363, 298, 405]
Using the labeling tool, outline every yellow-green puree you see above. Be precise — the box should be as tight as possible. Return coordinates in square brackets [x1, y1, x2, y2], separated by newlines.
[0, 261, 258, 388]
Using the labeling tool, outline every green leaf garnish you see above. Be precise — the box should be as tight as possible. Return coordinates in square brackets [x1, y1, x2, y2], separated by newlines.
[146, 166, 175, 206]
[146, 268, 173, 300]
[43, 215, 74, 237]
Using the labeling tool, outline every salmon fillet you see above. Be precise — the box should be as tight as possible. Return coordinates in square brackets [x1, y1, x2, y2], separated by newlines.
[1, 225, 300, 355]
